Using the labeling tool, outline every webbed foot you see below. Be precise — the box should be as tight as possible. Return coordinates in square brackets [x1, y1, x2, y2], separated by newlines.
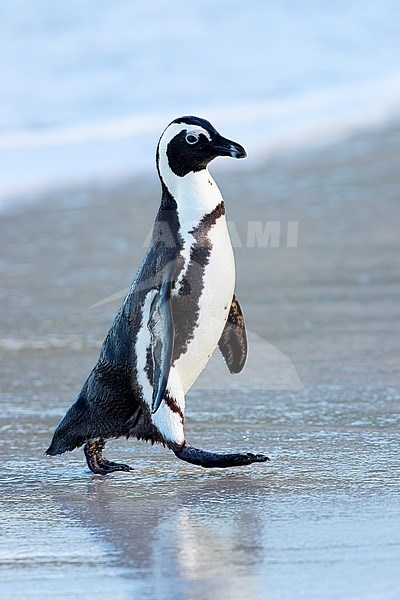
[84, 439, 133, 475]
[173, 441, 269, 468]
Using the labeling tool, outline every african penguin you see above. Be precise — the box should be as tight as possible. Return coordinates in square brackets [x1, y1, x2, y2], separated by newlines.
[46, 116, 269, 473]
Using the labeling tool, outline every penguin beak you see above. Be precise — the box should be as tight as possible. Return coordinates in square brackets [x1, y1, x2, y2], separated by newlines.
[211, 135, 247, 159]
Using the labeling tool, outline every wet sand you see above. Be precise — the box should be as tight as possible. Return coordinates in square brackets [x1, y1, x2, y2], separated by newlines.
[1, 123, 399, 599]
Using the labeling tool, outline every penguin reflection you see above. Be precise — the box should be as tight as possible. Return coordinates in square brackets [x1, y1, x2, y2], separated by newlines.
[57, 475, 266, 595]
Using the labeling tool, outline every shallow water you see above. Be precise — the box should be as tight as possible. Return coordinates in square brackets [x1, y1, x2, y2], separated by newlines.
[1, 379, 399, 600]
[1, 126, 400, 598]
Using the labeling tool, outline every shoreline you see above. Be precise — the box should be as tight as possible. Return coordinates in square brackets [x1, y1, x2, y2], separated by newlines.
[2, 111, 400, 216]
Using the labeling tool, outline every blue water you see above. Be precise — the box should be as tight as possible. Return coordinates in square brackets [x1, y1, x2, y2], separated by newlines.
[1, 0, 400, 204]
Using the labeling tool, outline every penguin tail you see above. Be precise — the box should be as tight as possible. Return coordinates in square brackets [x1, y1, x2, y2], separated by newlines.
[46, 395, 90, 455]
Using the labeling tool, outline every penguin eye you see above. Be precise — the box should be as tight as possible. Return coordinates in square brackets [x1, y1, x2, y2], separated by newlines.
[185, 133, 199, 145]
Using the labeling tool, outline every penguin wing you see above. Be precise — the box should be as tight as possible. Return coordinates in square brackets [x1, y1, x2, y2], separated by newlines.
[148, 275, 175, 413]
[218, 294, 248, 373]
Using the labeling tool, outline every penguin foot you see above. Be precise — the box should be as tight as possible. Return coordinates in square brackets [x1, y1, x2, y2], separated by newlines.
[173, 441, 269, 468]
[84, 439, 133, 475]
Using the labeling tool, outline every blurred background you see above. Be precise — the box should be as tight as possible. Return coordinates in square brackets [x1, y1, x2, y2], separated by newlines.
[1, 2, 400, 600]
[1, 0, 400, 205]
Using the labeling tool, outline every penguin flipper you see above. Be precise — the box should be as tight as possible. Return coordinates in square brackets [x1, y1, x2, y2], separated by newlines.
[149, 276, 175, 413]
[218, 294, 247, 373]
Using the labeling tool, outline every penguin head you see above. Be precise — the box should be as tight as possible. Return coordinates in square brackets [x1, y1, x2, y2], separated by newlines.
[157, 116, 247, 180]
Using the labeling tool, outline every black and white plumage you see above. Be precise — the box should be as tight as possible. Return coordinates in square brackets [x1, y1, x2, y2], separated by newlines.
[46, 116, 269, 473]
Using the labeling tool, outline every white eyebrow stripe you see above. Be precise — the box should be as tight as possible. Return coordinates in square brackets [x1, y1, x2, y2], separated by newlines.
[185, 126, 211, 141]
[159, 123, 211, 152]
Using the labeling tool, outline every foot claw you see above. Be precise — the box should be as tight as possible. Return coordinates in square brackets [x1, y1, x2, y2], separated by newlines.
[245, 453, 270, 463]
[98, 460, 133, 473]
[84, 440, 133, 475]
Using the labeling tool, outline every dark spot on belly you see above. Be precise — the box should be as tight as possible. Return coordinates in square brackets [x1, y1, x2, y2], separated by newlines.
[145, 345, 153, 385]
[164, 393, 184, 424]
[178, 277, 191, 296]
